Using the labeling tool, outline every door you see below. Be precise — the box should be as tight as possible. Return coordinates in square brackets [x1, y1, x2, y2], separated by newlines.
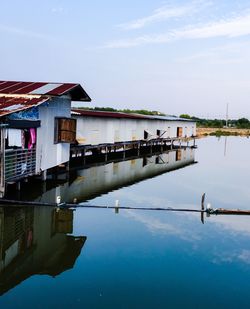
[177, 127, 183, 137]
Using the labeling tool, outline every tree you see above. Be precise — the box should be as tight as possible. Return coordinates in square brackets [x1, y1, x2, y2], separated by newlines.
[179, 114, 191, 119]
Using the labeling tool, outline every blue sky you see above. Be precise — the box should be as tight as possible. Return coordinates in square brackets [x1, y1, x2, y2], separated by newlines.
[1, 0, 250, 118]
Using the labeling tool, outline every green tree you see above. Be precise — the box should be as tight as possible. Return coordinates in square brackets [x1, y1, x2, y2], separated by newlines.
[179, 114, 191, 119]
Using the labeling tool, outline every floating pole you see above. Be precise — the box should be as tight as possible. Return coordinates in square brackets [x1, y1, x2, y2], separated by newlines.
[1, 196, 250, 218]
[0, 198, 206, 212]
[207, 208, 250, 216]
[201, 193, 205, 224]
[115, 199, 120, 214]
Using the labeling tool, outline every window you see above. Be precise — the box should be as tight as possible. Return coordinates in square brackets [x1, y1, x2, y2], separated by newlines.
[55, 118, 76, 143]
[157, 129, 166, 138]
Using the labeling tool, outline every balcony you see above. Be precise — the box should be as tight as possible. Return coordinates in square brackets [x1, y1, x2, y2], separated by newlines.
[4, 148, 36, 182]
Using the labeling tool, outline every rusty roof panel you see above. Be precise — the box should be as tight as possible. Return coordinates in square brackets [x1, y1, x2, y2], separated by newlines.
[71, 109, 195, 122]
[13, 82, 47, 94]
[71, 109, 147, 119]
[0, 96, 49, 117]
[1, 82, 33, 94]
[0, 80, 91, 101]
[0, 81, 18, 92]
[45, 83, 77, 95]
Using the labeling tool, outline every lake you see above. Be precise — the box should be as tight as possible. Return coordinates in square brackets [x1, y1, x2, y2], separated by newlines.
[0, 136, 250, 309]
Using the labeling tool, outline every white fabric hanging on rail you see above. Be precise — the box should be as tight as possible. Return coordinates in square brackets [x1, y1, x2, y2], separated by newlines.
[8, 129, 22, 147]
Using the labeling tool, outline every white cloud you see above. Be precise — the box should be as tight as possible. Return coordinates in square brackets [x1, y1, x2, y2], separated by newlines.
[212, 249, 250, 265]
[124, 210, 201, 241]
[118, 1, 212, 30]
[238, 250, 250, 264]
[105, 12, 250, 48]
[51, 7, 65, 14]
[0, 24, 53, 41]
[177, 42, 250, 64]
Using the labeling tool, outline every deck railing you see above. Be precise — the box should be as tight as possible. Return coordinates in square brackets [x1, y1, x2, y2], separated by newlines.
[4, 148, 36, 182]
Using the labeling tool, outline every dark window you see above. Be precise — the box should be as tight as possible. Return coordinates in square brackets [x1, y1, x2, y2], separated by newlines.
[144, 130, 148, 139]
[55, 118, 76, 143]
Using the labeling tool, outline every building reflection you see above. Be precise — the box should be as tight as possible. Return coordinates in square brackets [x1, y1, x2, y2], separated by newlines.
[10, 147, 196, 204]
[0, 206, 86, 296]
[0, 147, 196, 295]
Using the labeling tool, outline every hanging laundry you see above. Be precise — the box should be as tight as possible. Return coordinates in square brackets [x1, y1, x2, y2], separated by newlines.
[28, 128, 36, 150]
[21, 130, 25, 149]
[8, 129, 22, 147]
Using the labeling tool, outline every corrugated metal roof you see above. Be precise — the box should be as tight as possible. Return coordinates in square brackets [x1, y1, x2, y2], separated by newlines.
[144, 115, 195, 122]
[71, 109, 147, 119]
[71, 109, 195, 122]
[0, 80, 91, 101]
[0, 95, 50, 117]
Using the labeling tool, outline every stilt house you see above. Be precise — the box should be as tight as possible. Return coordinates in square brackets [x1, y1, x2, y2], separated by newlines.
[0, 80, 91, 197]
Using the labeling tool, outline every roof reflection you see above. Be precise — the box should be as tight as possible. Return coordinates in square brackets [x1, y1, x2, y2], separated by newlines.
[0, 206, 86, 296]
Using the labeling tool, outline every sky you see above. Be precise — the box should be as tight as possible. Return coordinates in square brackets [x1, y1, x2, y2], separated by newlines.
[0, 0, 250, 118]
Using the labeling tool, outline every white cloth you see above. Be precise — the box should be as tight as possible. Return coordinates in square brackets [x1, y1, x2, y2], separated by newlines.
[8, 129, 22, 147]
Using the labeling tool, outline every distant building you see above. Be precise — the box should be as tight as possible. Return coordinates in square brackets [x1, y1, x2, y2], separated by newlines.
[72, 109, 196, 146]
[0, 80, 91, 196]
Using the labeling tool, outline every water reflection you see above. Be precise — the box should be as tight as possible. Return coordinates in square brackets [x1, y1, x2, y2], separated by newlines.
[11, 147, 196, 204]
[0, 206, 86, 296]
[0, 138, 250, 309]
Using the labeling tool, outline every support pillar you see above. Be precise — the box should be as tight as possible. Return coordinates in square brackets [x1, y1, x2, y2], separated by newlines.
[42, 169, 47, 181]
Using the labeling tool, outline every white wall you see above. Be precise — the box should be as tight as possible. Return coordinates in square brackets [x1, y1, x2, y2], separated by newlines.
[36, 96, 71, 172]
[74, 116, 196, 145]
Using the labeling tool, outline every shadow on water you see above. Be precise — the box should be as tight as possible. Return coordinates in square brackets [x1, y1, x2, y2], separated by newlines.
[5, 146, 196, 204]
[0, 206, 86, 296]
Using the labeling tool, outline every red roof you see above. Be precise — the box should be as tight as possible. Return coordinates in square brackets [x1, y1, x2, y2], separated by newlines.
[71, 109, 147, 120]
[0, 96, 50, 117]
[0, 80, 91, 101]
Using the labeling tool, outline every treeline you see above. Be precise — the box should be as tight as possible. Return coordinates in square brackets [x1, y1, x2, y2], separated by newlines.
[77, 106, 166, 116]
[75, 107, 250, 128]
[179, 114, 250, 129]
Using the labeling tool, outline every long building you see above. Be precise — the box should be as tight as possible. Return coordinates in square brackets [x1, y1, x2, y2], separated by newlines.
[72, 109, 196, 146]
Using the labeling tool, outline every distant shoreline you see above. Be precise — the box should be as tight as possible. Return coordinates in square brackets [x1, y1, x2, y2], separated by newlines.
[196, 127, 250, 137]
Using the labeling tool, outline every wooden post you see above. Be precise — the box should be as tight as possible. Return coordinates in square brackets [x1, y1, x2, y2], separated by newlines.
[66, 161, 70, 172]
[0, 127, 5, 197]
[17, 181, 21, 191]
[42, 169, 47, 181]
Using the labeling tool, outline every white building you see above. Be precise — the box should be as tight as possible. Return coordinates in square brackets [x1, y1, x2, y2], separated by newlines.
[72, 109, 196, 146]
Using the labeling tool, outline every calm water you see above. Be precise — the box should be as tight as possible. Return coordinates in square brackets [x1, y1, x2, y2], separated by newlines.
[1, 137, 250, 309]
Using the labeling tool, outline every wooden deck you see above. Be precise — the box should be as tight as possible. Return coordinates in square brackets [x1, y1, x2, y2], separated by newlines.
[70, 136, 196, 161]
